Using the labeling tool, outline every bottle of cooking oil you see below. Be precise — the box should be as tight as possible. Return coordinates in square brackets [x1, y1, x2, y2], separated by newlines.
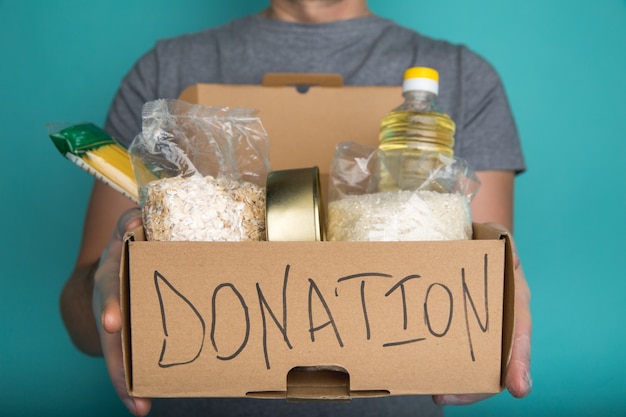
[378, 67, 456, 191]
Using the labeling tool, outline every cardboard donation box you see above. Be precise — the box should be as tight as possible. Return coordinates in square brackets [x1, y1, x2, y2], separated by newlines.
[121, 75, 515, 400]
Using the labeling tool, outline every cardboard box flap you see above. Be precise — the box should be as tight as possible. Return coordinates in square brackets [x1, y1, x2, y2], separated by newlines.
[473, 223, 516, 388]
[121, 227, 146, 394]
[500, 230, 516, 388]
[178, 81, 401, 199]
[261, 73, 344, 87]
[120, 230, 133, 394]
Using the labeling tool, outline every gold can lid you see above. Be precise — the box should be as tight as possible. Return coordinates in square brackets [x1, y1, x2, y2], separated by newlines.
[265, 167, 326, 242]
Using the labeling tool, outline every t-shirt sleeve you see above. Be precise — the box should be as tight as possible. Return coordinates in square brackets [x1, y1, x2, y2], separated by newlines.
[104, 47, 160, 148]
[454, 48, 526, 173]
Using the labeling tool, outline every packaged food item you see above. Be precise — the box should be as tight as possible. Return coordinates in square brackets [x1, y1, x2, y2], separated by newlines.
[129, 99, 271, 242]
[327, 68, 481, 242]
[378, 67, 457, 192]
[326, 142, 478, 242]
[48, 122, 139, 203]
[142, 175, 265, 242]
[327, 188, 473, 242]
[265, 167, 325, 242]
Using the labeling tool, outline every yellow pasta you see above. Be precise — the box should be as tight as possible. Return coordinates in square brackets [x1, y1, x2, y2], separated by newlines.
[49, 123, 139, 203]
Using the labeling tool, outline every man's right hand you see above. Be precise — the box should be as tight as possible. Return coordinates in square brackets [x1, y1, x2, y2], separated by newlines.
[92, 207, 152, 416]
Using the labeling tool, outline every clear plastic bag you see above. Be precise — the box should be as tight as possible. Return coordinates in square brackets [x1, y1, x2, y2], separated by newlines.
[129, 99, 271, 242]
[326, 141, 480, 242]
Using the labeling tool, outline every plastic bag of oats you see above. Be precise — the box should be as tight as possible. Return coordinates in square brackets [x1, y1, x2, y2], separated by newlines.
[128, 99, 270, 242]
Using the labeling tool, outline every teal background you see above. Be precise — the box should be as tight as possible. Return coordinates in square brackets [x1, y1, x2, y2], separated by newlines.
[1, 0, 625, 416]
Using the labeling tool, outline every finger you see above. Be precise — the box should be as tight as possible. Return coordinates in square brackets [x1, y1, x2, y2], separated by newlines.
[94, 207, 149, 415]
[93, 265, 122, 333]
[435, 222, 531, 403]
[100, 323, 152, 416]
[133, 398, 152, 417]
[432, 393, 493, 406]
[102, 296, 122, 334]
[505, 265, 532, 398]
[483, 222, 531, 397]
[99, 208, 141, 264]
[98, 207, 142, 265]
[117, 207, 143, 237]
[95, 208, 143, 332]
[506, 339, 532, 398]
[482, 222, 521, 268]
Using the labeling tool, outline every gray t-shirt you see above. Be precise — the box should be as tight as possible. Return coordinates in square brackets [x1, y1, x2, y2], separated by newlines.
[106, 13, 523, 417]
[106, 14, 525, 173]
[150, 396, 443, 417]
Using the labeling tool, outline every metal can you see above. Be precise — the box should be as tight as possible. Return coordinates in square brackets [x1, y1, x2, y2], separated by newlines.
[265, 166, 326, 241]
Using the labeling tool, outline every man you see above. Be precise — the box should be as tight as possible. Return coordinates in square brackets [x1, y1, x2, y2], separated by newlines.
[60, 1, 531, 415]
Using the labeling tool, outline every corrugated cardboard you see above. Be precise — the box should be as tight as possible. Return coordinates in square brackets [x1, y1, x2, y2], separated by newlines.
[178, 77, 400, 200]
[121, 76, 515, 399]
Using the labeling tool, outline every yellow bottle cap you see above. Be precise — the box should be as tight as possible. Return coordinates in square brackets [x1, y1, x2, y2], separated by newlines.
[404, 67, 439, 82]
[402, 67, 439, 95]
